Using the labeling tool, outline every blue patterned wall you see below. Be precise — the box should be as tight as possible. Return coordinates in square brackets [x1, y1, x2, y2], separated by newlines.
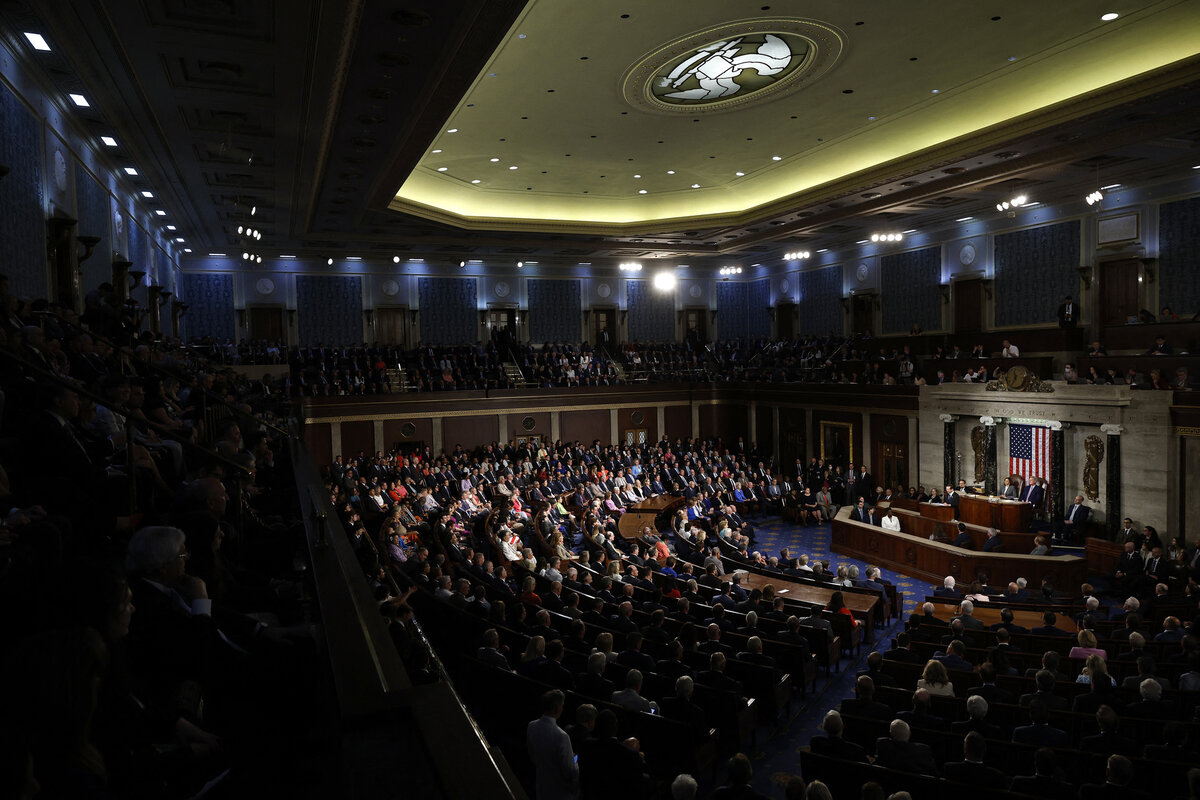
[297, 275, 363, 345]
[418, 277, 477, 345]
[716, 281, 748, 340]
[881, 247, 941, 334]
[994, 220, 1080, 327]
[127, 217, 149, 277]
[1159, 196, 1200, 315]
[748, 278, 771, 338]
[797, 266, 843, 335]
[75, 164, 111, 295]
[0, 82, 46, 299]
[627, 279, 674, 342]
[181, 273, 234, 341]
[528, 279, 581, 343]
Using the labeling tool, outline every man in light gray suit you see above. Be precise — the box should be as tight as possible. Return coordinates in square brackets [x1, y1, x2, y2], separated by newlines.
[527, 689, 580, 800]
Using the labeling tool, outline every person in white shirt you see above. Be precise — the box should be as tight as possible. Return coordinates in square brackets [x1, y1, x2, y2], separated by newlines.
[1000, 340, 1020, 358]
[880, 509, 902, 531]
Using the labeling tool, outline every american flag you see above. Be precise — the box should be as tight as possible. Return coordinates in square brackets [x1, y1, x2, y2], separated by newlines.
[1008, 424, 1050, 486]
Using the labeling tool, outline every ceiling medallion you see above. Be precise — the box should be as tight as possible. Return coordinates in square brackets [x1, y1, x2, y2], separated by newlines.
[622, 19, 845, 115]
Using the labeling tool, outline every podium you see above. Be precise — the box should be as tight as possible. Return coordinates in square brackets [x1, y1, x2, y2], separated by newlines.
[960, 494, 1032, 532]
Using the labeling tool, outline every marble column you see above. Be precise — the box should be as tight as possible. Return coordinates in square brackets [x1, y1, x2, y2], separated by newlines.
[1101, 424, 1123, 539]
[1048, 421, 1066, 531]
[939, 414, 957, 489]
[980, 416, 999, 495]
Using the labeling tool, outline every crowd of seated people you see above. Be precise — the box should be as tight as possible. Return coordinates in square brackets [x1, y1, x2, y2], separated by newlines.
[325, 434, 908, 797]
[516, 341, 621, 388]
[0, 274, 327, 799]
[808, 548, 1200, 797]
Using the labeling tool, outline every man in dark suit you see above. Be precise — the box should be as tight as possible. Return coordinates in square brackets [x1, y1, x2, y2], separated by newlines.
[952, 523, 974, 549]
[616, 633, 656, 674]
[981, 527, 1003, 552]
[944, 484, 960, 518]
[898, 688, 947, 732]
[1029, 611, 1071, 637]
[1009, 748, 1077, 800]
[1077, 754, 1153, 800]
[970, 663, 1017, 706]
[951, 694, 1004, 739]
[1056, 295, 1077, 328]
[1061, 494, 1090, 541]
[840, 675, 893, 721]
[1079, 705, 1138, 757]
[942, 731, 1009, 788]
[988, 607, 1027, 634]
[934, 640, 975, 673]
[933, 576, 960, 599]
[883, 631, 923, 664]
[695, 652, 742, 696]
[874, 720, 938, 776]
[658, 675, 708, 731]
[849, 498, 868, 523]
[809, 710, 867, 762]
[575, 652, 616, 700]
[1018, 670, 1069, 712]
[1011, 699, 1069, 747]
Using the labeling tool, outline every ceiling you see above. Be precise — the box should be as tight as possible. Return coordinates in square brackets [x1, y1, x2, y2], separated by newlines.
[3, 0, 1200, 269]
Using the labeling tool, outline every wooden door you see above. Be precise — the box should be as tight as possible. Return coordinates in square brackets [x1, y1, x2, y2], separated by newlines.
[955, 279, 982, 333]
[874, 442, 908, 493]
[684, 307, 708, 344]
[593, 308, 618, 349]
[248, 306, 283, 342]
[376, 307, 408, 346]
[851, 294, 874, 336]
[776, 303, 796, 339]
[1100, 259, 1141, 326]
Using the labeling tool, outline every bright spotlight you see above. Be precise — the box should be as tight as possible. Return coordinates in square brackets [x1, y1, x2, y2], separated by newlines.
[653, 271, 677, 291]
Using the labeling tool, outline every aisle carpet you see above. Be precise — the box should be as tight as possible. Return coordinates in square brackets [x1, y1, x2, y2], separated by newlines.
[731, 517, 936, 797]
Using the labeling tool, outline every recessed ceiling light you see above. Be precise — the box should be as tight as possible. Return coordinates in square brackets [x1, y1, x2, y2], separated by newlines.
[902, 229, 918, 234]
[666, 170, 675, 175]
[124, 167, 138, 175]
[327, 258, 334, 265]
[471, 179, 481, 184]
[69, 93, 89, 107]
[868, 116, 876, 121]
[490, 157, 499, 162]
[956, 216, 973, 222]
[517, 33, 527, 39]
[166, 225, 177, 231]
[691, 183, 700, 188]
[208, 253, 226, 257]
[816, 248, 828, 253]
[437, 167, 448, 172]
[634, 174, 642, 178]
[771, 155, 782, 161]
[432, 149, 442, 154]
[1101, 183, 1122, 190]
[1101, 12, 1119, 21]
[638, 189, 647, 194]
[24, 32, 51, 51]
[347, 256, 362, 261]
[1007, 56, 1017, 62]
[280, 255, 296, 259]
[174, 237, 185, 243]
[140, 191, 154, 198]
[154, 210, 166, 216]
[447, 128, 458, 133]
[183, 248, 192, 253]
[856, 239, 869, 244]
[509, 165, 518, 170]
[735, 171, 745, 176]
[101, 136, 118, 147]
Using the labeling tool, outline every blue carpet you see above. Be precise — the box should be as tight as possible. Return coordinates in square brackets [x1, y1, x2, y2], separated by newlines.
[731, 518, 935, 796]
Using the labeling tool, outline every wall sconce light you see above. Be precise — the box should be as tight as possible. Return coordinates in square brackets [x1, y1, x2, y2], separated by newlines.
[1076, 265, 1093, 290]
[76, 235, 101, 263]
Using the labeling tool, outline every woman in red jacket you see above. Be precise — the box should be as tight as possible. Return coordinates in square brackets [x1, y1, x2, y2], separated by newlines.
[826, 590, 860, 628]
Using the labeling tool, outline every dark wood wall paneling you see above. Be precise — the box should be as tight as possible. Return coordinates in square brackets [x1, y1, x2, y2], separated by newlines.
[699, 403, 746, 442]
[383, 418, 433, 453]
[755, 409, 774, 453]
[507, 411, 551, 443]
[443, 415, 500, 451]
[306, 422, 332, 468]
[341, 421, 375, 459]
[777, 407, 808, 472]
[561, 409, 610, 445]
[871, 414, 910, 492]
[664, 405, 691, 441]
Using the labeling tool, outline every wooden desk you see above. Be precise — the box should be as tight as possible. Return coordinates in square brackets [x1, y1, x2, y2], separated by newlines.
[959, 494, 1032, 532]
[889, 507, 1037, 552]
[616, 494, 685, 539]
[736, 571, 878, 632]
[831, 508, 1085, 588]
[920, 502, 955, 522]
